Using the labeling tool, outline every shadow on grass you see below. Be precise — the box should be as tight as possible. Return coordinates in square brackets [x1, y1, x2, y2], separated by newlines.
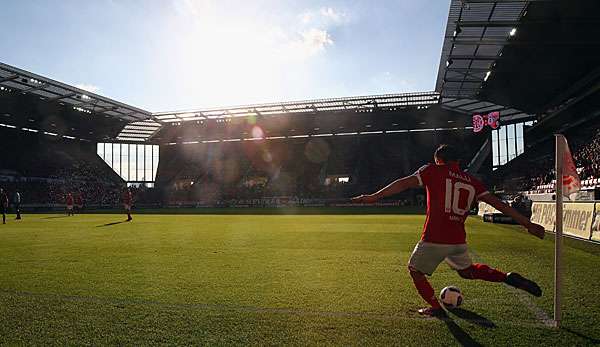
[448, 308, 496, 328]
[96, 221, 128, 227]
[42, 215, 70, 219]
[439, 316, 483, 347]
[563, 327, 600, 344]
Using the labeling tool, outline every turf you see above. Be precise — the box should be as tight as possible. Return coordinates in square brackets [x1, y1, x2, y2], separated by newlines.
[0, 212, 599, 346]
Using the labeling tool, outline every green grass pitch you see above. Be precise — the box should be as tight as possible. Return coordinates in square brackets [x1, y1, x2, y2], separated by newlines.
[0, 211, 599, 345]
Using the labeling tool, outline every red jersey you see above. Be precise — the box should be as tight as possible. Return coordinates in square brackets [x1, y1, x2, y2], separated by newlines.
[123, 191, 132, 204]
[66, 195, 74, 205]
[413, 163, 489, 244]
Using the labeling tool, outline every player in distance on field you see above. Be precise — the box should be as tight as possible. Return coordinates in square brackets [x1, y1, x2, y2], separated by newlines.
[0, 188, 8, 224]
[352, 144, 546, 317]
[123, 188, 133, 222]
[66, 192, 74, 216]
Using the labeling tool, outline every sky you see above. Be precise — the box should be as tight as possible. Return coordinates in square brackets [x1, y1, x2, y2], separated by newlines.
[0, 0, 450, 112]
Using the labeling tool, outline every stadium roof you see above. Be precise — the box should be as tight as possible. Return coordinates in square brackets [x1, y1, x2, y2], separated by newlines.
[0, 62, 162, 142]
[435, 0, 534, 122]
[436, 0, 529, 98]
[126, 92, 447, 143]
[153, 92, 440, 122]
[0, 62, 453, 143]
[439, 97, 531, 123]
[436, 0, 600, 119]
[149, 92, 481, 144]
[115, 120, 162, 142]
[0, 62, 151, 122]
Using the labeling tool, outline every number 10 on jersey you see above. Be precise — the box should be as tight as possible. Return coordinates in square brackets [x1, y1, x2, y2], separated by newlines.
[444, 179, 475, 216]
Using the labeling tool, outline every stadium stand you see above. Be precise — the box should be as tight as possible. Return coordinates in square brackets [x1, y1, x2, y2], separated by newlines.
[0, 129, 125, 205]
[490, 113, 600, 195]
[156, 130, 482, 205]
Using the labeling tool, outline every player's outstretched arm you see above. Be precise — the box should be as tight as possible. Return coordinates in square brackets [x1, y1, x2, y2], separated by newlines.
[351, 176, 420, 203]
[478, 193, 545, 239]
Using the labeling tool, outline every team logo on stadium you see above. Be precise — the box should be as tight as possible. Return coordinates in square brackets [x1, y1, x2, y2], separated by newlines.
[472, 112, 500, 133]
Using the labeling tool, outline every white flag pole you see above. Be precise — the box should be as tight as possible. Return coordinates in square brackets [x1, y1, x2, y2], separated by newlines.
[554, 134, 565, 328]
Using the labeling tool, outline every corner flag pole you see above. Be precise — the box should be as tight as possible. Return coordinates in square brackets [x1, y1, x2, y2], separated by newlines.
[554, 134, 565, 328]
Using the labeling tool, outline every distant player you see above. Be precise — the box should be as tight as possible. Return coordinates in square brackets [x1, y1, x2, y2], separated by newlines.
[75, 192, 83, 214]
[66, 193, 74, 216]
[123, 188, 133, 221]
[0, 188, 8, 224]
[14, 190, 21, 220]
[352, 144, 546, 317]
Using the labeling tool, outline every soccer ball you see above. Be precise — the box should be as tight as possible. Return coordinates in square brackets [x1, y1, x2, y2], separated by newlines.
[440, 286, 463, 308]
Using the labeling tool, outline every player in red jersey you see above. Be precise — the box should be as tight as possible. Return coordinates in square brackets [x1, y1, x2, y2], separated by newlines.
[66, 193, 74, 216]
[352, 144, 545, 317]
[75, 192, 83, 214]
[122, 188, 133, 221]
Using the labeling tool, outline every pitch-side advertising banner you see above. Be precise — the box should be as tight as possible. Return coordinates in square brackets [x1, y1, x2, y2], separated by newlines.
[530, 202, 595, 240]
[592, 203, 600, 242]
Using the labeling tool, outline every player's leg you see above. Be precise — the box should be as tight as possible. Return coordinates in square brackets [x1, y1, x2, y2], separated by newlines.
[448, 246, 542, 297]
[125, 204, 132, 221]
[407, 242, 447, 317]
[446, 244, 506, 282]
[15, 203, 21, 220]
[408, 267, 445, 316]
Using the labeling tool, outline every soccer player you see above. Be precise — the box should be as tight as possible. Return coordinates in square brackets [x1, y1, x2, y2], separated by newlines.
[0, 188, 8, 224]
[14, 190, 21, 220]
[123, 188, 133, 221]
[66, 193, 74, 216]
[352, 144, 546, 317]
[75, 192, 83, 214]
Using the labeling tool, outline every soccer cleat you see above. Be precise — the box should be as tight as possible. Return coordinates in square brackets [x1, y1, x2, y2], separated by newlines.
[417, 307, 447, 318]
[504, 272, 542, 297]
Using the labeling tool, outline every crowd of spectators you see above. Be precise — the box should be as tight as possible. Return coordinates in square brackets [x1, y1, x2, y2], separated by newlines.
[0, 159, 159, 207]
[158, 134, 456, 205]
[527, 128, 600, 189]
[573, 129, 600, 181]
[493, 118, 600, 194]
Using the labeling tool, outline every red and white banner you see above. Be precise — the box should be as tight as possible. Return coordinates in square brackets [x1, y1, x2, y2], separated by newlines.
[473, 111, 500, 132]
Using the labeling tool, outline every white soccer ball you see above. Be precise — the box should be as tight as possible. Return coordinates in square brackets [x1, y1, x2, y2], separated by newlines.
[440, 286, 463, 308]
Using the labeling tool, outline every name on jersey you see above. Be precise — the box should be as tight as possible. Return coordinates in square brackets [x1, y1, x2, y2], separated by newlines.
[448, 171, 471, 182]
